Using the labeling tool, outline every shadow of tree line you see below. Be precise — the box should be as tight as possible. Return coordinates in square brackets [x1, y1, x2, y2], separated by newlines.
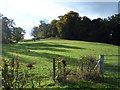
[3, 42, 119, 70]
[2, 42, 85, 65]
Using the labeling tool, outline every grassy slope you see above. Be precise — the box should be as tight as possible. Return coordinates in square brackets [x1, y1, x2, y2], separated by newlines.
[2, 39, 120, 88]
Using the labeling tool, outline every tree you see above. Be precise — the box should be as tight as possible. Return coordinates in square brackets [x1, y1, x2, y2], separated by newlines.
[50, 19, 59, 37]
[38, 21, 50, 38]
[31, 20, 51, 40]
[107, 14, 120, 45]
[12, 27, 25, 43]
[1, 13, 26, 44]
[2, 17, 14, 43]
[65, 11, 79, 39]
[31, 11, 119, 45]
[57, 11, 80, 39]
[1, 13, 16, 44]
[75, 16, 91, 40]
[56, 16, 65, 38]
[31, 26, 39, 39]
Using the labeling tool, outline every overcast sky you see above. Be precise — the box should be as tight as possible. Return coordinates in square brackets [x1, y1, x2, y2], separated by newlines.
[0, 0, 119, 39]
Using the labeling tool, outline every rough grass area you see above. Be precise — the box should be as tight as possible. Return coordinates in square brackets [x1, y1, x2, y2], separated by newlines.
[2, 39, 120, 88]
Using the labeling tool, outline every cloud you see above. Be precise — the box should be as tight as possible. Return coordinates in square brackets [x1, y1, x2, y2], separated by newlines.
[1, 0, 75, 24]
[1, 0, 72, 20]
[58, 2, 118, 19]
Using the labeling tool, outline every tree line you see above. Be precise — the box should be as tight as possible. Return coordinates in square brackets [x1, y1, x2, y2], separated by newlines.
[31, 11, 119, 45]
[1, 11, 119, 45]
[0, 14, 26, 44]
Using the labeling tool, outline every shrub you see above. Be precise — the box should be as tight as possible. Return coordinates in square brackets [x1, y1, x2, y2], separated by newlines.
[55, 56, 102, 83]
[1, 57, 42, 89]
[78, 56, 101, 81]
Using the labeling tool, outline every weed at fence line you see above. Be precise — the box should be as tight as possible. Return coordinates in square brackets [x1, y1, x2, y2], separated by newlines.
[77, 56, 105, 82]
[55, 56, 103, 84]
[55, 58, 68, 83]
[78, 56, 101, 81]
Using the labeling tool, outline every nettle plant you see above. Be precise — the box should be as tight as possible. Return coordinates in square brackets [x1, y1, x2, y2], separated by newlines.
[55, 58, 69, 83]
[1, 56, 41, 89]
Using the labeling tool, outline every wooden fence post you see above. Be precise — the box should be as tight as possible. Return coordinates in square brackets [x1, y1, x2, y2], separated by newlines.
[52, 58, 56, 81]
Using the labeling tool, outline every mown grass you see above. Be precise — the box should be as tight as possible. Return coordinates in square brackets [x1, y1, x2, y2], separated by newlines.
[2, 39, 120, 88]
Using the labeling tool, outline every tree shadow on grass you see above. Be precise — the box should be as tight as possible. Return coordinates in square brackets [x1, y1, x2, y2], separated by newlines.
[19, 42, 85, 50]
[102, 63, 120, 88]
[104, 63, 120, 74]
[3, 49, 78, 67]
[3, 42, 85, 54]
[103, 76, 120, 88]
[2, 42, 85, 65]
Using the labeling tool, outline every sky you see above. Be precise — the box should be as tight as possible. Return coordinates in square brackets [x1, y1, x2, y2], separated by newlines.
[0, 0, 119, 39]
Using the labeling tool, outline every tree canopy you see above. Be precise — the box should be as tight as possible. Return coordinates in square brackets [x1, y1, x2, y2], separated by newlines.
[12, 27, 25, 43]
[31, 11, 119, 45]
[1, 14, 26, 44]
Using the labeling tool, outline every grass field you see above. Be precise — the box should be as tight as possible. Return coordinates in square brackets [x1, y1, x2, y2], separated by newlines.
[2, 39, 120, 88]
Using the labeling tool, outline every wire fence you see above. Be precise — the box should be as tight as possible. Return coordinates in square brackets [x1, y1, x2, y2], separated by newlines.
[104, 55, 120, 78]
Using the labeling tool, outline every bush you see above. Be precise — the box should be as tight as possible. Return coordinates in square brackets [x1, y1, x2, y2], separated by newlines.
[56, 56, 101, 83]
[1, 56, 42, 89]
[78, 56, 101, 81]
[55, 56, 102, 83]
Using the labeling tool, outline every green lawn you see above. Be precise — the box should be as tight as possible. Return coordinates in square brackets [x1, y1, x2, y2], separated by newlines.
[2, 39, 120, 88]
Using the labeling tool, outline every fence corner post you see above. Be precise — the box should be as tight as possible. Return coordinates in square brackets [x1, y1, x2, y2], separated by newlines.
[99, 54, 104, 79]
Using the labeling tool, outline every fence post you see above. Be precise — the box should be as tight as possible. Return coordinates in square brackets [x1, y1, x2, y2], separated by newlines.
[52, 58, 56, 81]
[99, 55, 104, 78]
[94, 55, 104, 79]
